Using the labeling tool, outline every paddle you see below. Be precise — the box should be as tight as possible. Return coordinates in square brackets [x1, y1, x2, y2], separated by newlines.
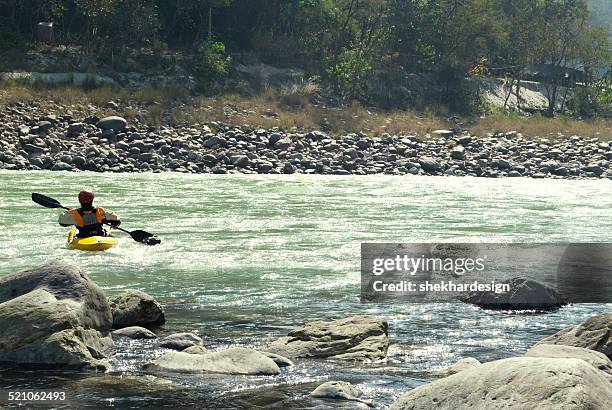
[31, 193, 161, 245]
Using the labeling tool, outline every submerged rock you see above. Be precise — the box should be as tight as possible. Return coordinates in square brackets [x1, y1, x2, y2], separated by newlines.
[446, 357, 481, 375]
[535, 313, 612, 359]
[525, 344, 612, 377]
[310, 381, 373, 406]
[265, 315, 389, 362]
[144, 347, 281, 375]
[158, 332, 203, 350]
[112, 326, 157, 340]
[461, 278, 566, 311]
[389, 357, 612, 409]
[109, 290, 166, 329]
[0, 262, 113, 369]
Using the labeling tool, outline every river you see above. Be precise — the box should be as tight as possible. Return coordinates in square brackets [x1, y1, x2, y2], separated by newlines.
[0, 171, 611, 408]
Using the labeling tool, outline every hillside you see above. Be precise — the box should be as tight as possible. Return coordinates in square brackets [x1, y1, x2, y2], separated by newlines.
[588, 0, 612, 37]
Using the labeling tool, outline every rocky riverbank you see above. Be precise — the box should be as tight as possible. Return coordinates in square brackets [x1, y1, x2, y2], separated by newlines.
[0, 104, 611, 179]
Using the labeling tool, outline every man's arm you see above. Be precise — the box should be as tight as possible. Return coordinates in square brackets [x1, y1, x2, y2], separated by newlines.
[58, 210, 75, 227]
[103, 209, 121, 227]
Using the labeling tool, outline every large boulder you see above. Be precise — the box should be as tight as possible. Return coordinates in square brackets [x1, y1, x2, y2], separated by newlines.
[108, 290, 165, 329]
[144, 347, 280, 375]
[265, 315, 388, 362]
[0, 262, 114, 369]
[461, 278, 566, 310]
[535, 313, 612, 359]
[389, 357, 612, 410]
[525, 344, 612, 377]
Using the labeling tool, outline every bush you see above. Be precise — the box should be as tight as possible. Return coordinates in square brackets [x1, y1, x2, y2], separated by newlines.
[193, 41, 231, 93]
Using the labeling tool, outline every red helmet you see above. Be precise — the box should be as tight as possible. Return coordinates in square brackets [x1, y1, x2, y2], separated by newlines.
[78, 190, 95, 204]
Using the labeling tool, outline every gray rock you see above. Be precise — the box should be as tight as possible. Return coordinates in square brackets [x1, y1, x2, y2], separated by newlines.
[418, 158, 442, 173]
[450, 145, 466, 160]
[389, 357, 612, 410]
[96, 116, 127, 132]
[204, 136, 226, 148]
[535, 313, 612, 359]
[108, 290, 165, 329]
[112, 326, 157, 340]
[265, 315, 388, 362]
[158, 332, 203, 350]
[446, 357, 481, 375]
[231, 155, 250, 168]
[51, 162, 73, 171]
[0, 262, 113, 369]
[259, 351, 293, 367]
[282, 162, 296, 174]
[37, 121, 53, 131]
[525, 344, 612, 377]
[310, 381, 373, 406]
[182, 345, 209, 354]
[274, 138, 292, 151]
[67, 122, 85, 136]
[145, 347, 281, 375]
[461, 278, 566, 310]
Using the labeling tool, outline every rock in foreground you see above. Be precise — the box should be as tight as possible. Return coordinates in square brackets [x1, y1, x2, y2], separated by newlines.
[109, 290, 165, 329]
[0, 262, 113, 369]
[265, 315, 388, 362]
[390, 357, 612, 410]
[462, 278, 566, 311]
[525, 344, 612, 377]
[144, 347, 280, 375]
[535, 313, 612, 359]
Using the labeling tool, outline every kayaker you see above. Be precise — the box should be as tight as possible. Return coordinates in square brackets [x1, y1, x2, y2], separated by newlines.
[58, 191, 121, 238]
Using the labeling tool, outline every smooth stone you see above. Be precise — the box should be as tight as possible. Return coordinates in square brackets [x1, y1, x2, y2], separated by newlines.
[108, 290, 165, 329]
[525, 344, 612, 377]
[389, 357, 612, 410]
[51, 161, 73, 171]
[461, 278, 566, 311]
[182, 345, 209, 354]
[96, 116, 127, 132]
[145, 347, 280, 375]
[258, 351, 293, 367]
[158, 332, 203, 350]
[536, 313, 612, 359]
[310, 381, 373, 406]
[446, 357, 481, 375]
[112, 326, 157, 340]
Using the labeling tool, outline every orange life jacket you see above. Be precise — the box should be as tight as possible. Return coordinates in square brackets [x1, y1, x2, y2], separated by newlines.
[69, 207, 105, 228]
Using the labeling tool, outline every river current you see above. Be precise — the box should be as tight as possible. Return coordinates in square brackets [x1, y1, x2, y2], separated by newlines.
[0, 171, 611, 408]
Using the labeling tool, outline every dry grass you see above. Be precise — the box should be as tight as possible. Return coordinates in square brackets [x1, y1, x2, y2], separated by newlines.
[1, 81, 610, 140]
[470, 113, 612, 141]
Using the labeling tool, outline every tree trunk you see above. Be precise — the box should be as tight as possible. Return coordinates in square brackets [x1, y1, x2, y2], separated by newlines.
[208, 7, 212, 42]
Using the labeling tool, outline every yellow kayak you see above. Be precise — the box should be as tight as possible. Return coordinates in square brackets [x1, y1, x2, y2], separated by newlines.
[67, 228, 118, 251]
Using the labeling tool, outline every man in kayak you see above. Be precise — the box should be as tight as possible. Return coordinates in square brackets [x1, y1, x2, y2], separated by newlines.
[58, 191, 121, 238]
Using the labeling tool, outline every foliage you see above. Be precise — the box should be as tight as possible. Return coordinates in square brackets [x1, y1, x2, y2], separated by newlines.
[0, 0, 610, 113]
[193, 41, 231, 93]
